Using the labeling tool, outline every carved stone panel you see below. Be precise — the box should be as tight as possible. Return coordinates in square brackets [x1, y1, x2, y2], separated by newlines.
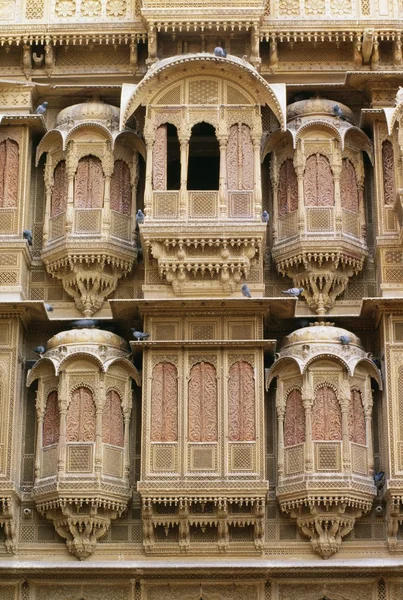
[111, 160, 131, 215]
[66, 387, 96, 442]
[51, 160, 68, 217]
[74, 156, 104, 208]
[228, 361, 256, 441]
[0, 138, 19, 208]
[349, 389, 366, 445]
[227, 124, 254, 190]
[188, 362, 217, 442]
[43, 391, 60, 446]
[102, 389, 124, 447]
[382, 140, 396, 205]
[312, 386, 342, 440]
[341, 158, 359, 212]
[151, 362, 178, 442]
[304, 153, 334, 206]
[153, 125, 167, 191]
[278, 158, 298, 216]
[284, 389, 305, 446]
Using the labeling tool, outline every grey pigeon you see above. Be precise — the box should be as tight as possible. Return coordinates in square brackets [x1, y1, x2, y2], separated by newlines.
[372, 357, 381, 369]
[339, 335, 351, 345]
[130, 329, 150, 341]
[281, 287, 304, 297]
[71, 319, 99, 329]
[241, 283, 252, 298]
[34, 345, 46, 355]
[44, 303, 53, 312]
[374, 471, 385, 490]
[262, 211, 269, 224]
[35, 101, 48, 115]
[332, 104, 346, 120]
[213, 46, 227, 58]
[23, 229, 33, 245]
[136, 209, 145, 225]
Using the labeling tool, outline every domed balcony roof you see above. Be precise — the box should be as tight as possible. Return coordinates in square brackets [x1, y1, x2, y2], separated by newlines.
[55, 98, 120, 130]
[287, 97, 355, 125]
[47, 327, 129, 352]
[281, 321, 361, 349]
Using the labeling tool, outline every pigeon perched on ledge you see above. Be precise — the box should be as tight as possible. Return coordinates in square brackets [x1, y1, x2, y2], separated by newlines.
[44, 303, 53, 312]
[35, 101, 48, 115]
[241, 283, 252, 298]
[339, 335, 351, 345]
[332, 104, 346, 120]
[130, 329, 150, 341]
[262, 210, 270, 223]
[281, 287, 304, 297]
[213, 47, 227, 58]
[23, 229, 33, 246]
[34, 346, 46, 356]
[136, 209, 145, 226]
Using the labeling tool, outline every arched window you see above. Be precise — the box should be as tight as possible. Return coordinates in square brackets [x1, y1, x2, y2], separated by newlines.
[349, 389, 366, 445]
[187, 122, 219, 190]
[312, 386, 342, 440]
[278, 158, 298, 216]
[382, 140, 395, 205]
[51, 160, 68, 217]
[102, 390, 124, 447]
[151, 362, 178, 441]
[226, 124, 254, 190]
[153, 124, 180, 191]
[188, 362, 217, 442]
[66, 387, 96, 442]
[0, 138, 19, 208]
[284, 389, 305, 446]
[341, 158, 359, 212]
[74, 156, 104, 208]
[43, 391, 60, 446]
[228, 361, 255, 441]
[304, 154, 334, 206]
[110, 160, 131, 215]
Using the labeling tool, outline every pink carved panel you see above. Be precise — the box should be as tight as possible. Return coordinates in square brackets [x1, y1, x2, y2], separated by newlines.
[348, 389, 366, 445]
[227, 125, 238, 191]
[278, 158, 298, 216]
[51, 160, 68, 217]
[382, 140, 396, 205]
[312, 386, 342, 440]
[304, 154, 334, 207]
[228, 361, 256, 441]
[241, 124, 254, 190]
[284, 389, 305, 446]
[188, 362, 217, 442]
[111, 160, 132, 215]
[0, 139, 19, 208]
[341, 159, 359, 212]
[43, 391, 60, 446]
[151, 362, 178, 442]
[153, 125, 167, 191]
[66, 387, 96, 442]
[227, 124, 254, 191]
[102, 389, 124, 447]
[74, 156, 104, 208]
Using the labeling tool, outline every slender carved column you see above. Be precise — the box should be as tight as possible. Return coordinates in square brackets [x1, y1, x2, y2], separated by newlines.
[294, 150, 306, 233]
[42, 162, 54, 245]
[340, 381, 351, 472]
[34, 384, 44, 480]
[277, 381, 285, 479]
[303, 399, 313, 472]
[333, 160, 342, 232]
[179, 136, 189, 219]
[271, 160, 278, 243]
[131, 154, 139, 239]
[359, 183, 366, 239]
[144, 138, 154, 218]
[58, 372, 68, 473]
[365, 390, 374, 475]
[102, 160, 113, 236]
[124, 413, 130, 478]
[65, 153, 76, 235]
[252, 135, 262, 217]
[95, 376, 105, 474]
[218, 135, 228, 218]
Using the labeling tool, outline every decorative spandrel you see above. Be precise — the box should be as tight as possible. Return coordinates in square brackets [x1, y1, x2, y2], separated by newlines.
[102, 390, 124, 447]
[312, 386, 341, 440]
[228, 361, 256, 442]
[348, 389, 366, 445]
[74, 156, 104, 208]
[284, 389, 305, 446]
[188, 362, 217, 442]
[110, 160, 132, 215]
[304, 154, 334, 207]
[51, 160, 68, 217]
[151, 362, 178, 442]
[43, 391, 60, 447]
[341, 158, 359, 212]
[66, 386, 96, 442]
[0, 138, 18, 208]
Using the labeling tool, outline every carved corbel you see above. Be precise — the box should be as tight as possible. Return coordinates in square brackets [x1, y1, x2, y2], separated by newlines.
[0, 498, 17, 554]
[371, 39, 380, 70]
[45, 42, 55, 74]
[147, 24, 158, 67]
[362, 29, 375, 64]
[394, 37, 403, 67]
[130, 42, 138, 74]
[22, 44, 32, 78]
[269, 36, 278, 71]
[354, 34, 363, 69]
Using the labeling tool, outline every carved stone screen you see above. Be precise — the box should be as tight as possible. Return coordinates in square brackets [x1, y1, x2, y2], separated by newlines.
[110, 160, 132, 215]
[278, 158, 298, 216]
[341, 158, 359, 212]
[349, 389, 366, 445]
[228, 361, 256, 441]
[151, 362, 178, 442]
[312, 386, 342, 440]
[43, 391, 60, 447]
[304, 153, 334, 207]
[226, 124, 254, 190]
[74, 156, 104, 208]
[51, 160, 68, 217]
[102, 389, 124, 447]
[188, 362, 217, 442]
[382, 140, 395, 205]
[153, 125, 167, 191]
[0, 138, 19, 208]
[66, 386, 96, 442]
[284, 389, 305, 446]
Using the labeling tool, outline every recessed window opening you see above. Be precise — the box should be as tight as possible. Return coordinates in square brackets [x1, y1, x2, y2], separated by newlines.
[187, 122, 219, 190]
[167, 124, 180, 190]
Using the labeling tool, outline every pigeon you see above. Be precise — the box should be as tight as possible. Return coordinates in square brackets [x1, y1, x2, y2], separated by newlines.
[374, 471, 385, 490]
[23, 229, 33, 246]
[241, 283, 252, 298]
[136, 209, 145, 225]
[262, 211, 270, 224]
[213, 46, 227, 58]
[372, 357, 382, 369]
[44, 303, 53, 312]
[71, 319, 100, 329]
[339, 335, 351, 345]
[35, 101, 48, 115]
[130, 329, 150, 341]
[281, 287, 304, 297]
[34, 345, 46, 356]
[332, 104, 346, 120]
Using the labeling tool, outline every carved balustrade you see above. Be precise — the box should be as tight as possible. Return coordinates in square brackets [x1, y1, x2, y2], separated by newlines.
[27, 326, 140, 560]
[267, 322, 381, 558]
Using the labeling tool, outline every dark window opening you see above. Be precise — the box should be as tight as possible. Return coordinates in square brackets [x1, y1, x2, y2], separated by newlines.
[187, 122, 219, 191]
[167, 124, 180, 190]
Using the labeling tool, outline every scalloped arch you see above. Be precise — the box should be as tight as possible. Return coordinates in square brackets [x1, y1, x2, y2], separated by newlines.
[26, 358, 58, 386]
[35, 130, 66, 165]
[104, 356, 141, 386]
[294, 120, 343, 147]
[112, 130, 146, 159]
[65, 122, 113, 147]
[57, 352, 105, 375]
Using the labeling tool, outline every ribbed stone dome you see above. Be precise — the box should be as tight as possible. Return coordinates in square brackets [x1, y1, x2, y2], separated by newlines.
[287, 97, 355, 124]
[281, 321, 361, 350]
[55, 99, 120, 130]
[47, 328, 129, 352]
